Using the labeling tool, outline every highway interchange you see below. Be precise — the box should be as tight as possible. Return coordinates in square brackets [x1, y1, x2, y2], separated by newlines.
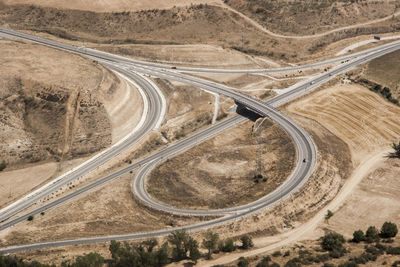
[1, 27, 400, 254]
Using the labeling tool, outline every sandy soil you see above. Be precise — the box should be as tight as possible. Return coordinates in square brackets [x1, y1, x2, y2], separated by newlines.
[287, 83, 400, 165]
[148, 118, 295, 209]
[2, 0, 221, 12]
[317, 155, 400, 238]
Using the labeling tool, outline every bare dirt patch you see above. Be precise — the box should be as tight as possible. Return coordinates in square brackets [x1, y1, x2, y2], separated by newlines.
[320, 156, 400, 238]
[148, 118, 295, 209]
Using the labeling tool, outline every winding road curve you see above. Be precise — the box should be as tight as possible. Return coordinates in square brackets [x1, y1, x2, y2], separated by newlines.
[1, 27, 400, 254]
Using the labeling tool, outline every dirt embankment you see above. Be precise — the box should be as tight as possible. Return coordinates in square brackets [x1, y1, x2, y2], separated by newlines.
[0, 40, 120, 168]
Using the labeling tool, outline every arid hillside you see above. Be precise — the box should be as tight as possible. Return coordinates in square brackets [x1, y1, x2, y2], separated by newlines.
[225, 0, 399, 35]
[2, 0, 220, 12]
[2, 2, 400, 62]
[362, 50, 400, 99]
[0, 40, 120, 168]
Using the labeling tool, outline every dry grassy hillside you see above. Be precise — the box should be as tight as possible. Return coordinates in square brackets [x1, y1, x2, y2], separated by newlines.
[0, 40, 116, 168]
[225, 0, 399, 35]
[2, 2, 400, 62]
[362, 50, 400, 99]
[2, 0, 220, 12]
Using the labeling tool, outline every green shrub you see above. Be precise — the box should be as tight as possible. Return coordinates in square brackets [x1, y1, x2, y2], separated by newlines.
[321, 232, 345, 251]
[365, 226, 380, 243]
[392, 260, 400, 267]
[380, 222, 398, 238]
[238, 257, 249, 267]
[350, 252, 377, 264]
[365, 245, 383, 256]
[27, 215, 34, 221]
[316, 253, 330, 262]
[272, 250, 282, 257]
[329, 248, 346, 259]
[387, 246, 400, 255]
[284, 257, 301, 267]
[240, 235, 254, 249]
[218, 238, 236, 252]
[352, 230, 365, 243]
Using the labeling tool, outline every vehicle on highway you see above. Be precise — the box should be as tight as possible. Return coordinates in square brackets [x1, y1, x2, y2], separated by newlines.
[303, 158, 306, 163]
[310, 81, 315, 85]
[171, 66, 177, 69]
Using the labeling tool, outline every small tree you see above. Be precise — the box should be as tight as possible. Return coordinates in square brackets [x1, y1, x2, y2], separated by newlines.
[27, 215, 34, 221]
[188, 238, 201, 264]
[325, 210, 334, 224]
[72, 252, 104, 267]
[321, 232, 345, 251]
[238, 257, 249, 267]
[202, 231, 219, 259]
[219, 238, 236, 252]
[168, 230, 190, 260]
[365, 226, 380, 243]
[240, 235, 254, 249]
[155, 242, 170, 266]
[143, 238, 158, 252]
[380, 222, 398, 238]
[352, 230, 366, 243]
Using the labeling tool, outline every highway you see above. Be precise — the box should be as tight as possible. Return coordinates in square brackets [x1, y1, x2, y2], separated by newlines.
[2, 27, 400, 75]
[0, 65, 166, 223]
[131, 38, 400, 216]
[1, 27, 400, 254]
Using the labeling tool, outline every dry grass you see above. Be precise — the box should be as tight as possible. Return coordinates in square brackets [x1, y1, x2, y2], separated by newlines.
[225, 0, 399, 35]
[323, 156, 400, 237]
[148, 118, 295, 209]
[363, 50, 400, 99]
[2, 0, 221, 12]
[0, 172, 208, 247]
[287, 83, 400, 164]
